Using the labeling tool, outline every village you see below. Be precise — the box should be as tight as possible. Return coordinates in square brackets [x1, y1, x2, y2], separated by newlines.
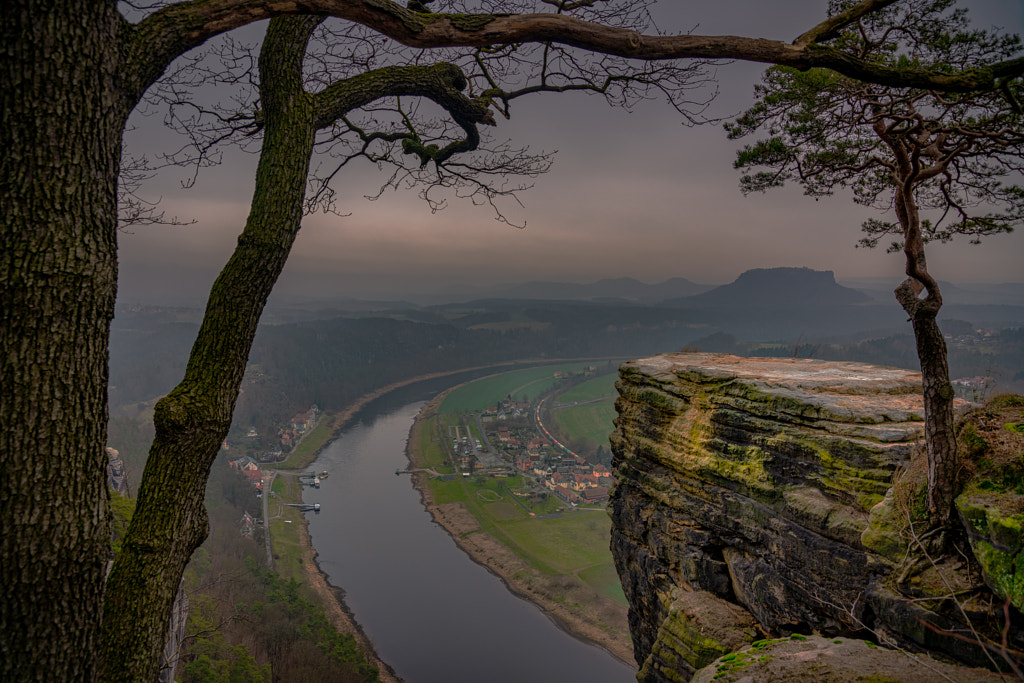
[226, 364, 620, 515]
[445, 389, 615, 507]
[226, 404, 322, 495]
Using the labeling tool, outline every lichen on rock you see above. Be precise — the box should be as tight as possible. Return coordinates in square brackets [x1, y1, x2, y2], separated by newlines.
[610, 353, 1022, 681]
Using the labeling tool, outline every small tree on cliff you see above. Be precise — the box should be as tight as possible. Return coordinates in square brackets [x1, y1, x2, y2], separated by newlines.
[726, 0, 1024, 526]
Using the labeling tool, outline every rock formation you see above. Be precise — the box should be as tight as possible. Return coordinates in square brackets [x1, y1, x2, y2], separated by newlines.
[105, 446, 130, 497]
[610, 353, 1022, 682]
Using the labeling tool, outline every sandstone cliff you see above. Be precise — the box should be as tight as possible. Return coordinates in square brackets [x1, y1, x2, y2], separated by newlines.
[610, 353, 1022, 682]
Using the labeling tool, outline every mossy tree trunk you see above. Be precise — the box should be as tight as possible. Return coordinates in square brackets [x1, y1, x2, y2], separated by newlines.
[99, 17, 323, 682]
[0, 3, 125, 680]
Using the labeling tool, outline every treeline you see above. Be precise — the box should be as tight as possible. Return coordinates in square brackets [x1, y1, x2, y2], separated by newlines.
[231, 312, 694, 437]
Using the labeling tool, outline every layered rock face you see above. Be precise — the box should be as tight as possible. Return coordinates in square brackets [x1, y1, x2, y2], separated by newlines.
[609, 353, 1019, 682]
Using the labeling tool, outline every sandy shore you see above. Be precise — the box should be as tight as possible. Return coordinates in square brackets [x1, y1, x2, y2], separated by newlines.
[406, 393, 637, 668]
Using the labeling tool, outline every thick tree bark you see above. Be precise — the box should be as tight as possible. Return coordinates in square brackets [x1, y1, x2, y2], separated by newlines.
[0, 2, 125, 681]
[907, 299, 959, 525]
[101, 18, 497, 675]
[99, 16, 322, 682]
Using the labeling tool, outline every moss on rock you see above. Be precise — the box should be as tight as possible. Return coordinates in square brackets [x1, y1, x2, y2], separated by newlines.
[956, 494, 1023, 610]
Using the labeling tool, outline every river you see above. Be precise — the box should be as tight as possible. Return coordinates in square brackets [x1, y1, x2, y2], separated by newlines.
[303, 378, 636, 683]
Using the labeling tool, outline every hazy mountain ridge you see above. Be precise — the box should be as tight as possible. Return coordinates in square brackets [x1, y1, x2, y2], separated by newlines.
[476, 276, 712, 303]
[108, 267, 1024, 427]
[840, 278, 1024, 306]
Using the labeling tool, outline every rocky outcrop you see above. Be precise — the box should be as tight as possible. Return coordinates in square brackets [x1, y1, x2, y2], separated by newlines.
[106, 446, 130, 497]
[159, 581, 189, 683]
[610, 353, 1022, 682]
[691, 635, 1011, 683]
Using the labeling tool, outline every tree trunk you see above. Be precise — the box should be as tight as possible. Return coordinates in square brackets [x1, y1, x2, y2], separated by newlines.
[912, 306, 958, 525]
[98, 17, 322, 681]
[896, 278, 958, 526]
[0, 3, 124, 681]
[892, 185, 958, 527]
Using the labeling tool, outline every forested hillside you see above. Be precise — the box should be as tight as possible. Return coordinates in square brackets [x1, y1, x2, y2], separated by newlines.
[110, 289, 1024, 444]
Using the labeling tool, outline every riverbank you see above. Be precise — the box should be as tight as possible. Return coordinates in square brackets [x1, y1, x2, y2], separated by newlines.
[267, 473, 401, 682]
[287, 361, 635, 678]
[297, 517, 403, 683]
[406, 391, 637, 668]
[284, 362, 549, 681]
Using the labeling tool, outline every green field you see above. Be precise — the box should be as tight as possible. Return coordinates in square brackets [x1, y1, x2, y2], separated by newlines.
[549, 400, 618, 451]
[419, 366, 629, 610]
[423, 470, 624, 602]
[556, 373, 619, 403]
[500, 512, 613, 574]
[412, 417, 622, 601]
[267, 475, 309, 585]
[439, 362, 594, 413]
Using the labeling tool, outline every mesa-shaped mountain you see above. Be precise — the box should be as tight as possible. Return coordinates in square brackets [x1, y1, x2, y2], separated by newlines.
[661, 267, 872, 309]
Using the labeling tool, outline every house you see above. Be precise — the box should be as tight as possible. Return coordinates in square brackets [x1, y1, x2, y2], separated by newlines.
[552, 485, 580, 505]
[240, 511, 256, 538]
[290, 409, 314, 433]
[241, 469, 263, 491]
[581, 487, 609, 504]
[229, 455, 259, 472]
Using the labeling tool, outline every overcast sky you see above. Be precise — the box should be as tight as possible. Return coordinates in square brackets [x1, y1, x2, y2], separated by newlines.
[117, 0, 1024, 306]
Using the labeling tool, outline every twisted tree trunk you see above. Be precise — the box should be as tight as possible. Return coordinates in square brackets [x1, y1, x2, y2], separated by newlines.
[98, 16, 498, 678]
[893, 185, 958, 526]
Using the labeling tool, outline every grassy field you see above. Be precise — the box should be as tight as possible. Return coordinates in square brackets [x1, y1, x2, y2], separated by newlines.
[278, 417, 336, 469]
[422, 372, 627, 607]
[417, 446, 625, 604]
[267, 475, 310, 585]
[549, 400, 618, 452]
[556, 373, 619, 403]
[499, 512, 614, 575]
[438, 362, 594, 414]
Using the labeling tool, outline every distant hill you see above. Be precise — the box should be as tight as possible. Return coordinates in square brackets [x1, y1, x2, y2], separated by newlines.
[840, 278, 1024, 306]
[474, 276, 712, 303]
[662, 267, 872, 309]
